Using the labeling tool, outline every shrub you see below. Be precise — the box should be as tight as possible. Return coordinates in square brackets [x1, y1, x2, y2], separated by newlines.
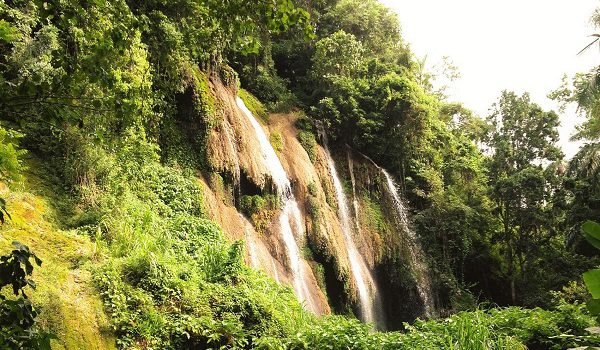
[0, 126, 25, 185]
[0, 242, 54, 350]
[241, 65, 297, 112]
[297, 130, 317, 162]
[240, 195, 267, 217]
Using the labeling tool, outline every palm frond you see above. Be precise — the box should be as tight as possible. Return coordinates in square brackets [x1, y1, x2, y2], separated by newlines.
[577, 34, 600, 55]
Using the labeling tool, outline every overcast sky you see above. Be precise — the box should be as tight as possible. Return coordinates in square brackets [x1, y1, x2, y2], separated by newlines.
[380, 0, 599, 158]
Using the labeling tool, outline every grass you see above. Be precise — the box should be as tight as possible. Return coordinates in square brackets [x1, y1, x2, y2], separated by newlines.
[0, 151, 597, 350]
[0, 174, 116, 350]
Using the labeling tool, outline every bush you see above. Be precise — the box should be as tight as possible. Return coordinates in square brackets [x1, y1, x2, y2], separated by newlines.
[0, 242, 54, 350]
[297, 130, 317, 162]
[240, 195, 267, 217]
[241, 65, 297, 112]
[0, 126, 25, 185]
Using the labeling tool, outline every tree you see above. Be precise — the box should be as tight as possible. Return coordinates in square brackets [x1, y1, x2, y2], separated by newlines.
[564, 143, 600, 253]
[551, 71, 600, 140]
[318, 0, 404, 60]
[550, 8, 600, 141]
[486, 91, 563, 304]
[311, 30, 365, 79]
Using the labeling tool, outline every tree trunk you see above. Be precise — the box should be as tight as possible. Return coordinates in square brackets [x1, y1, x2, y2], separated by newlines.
[510, 278, 516, 304]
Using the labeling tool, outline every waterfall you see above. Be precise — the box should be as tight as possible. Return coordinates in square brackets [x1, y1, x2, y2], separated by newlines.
[380, 169, 435, 317]
[352, 150, 435, 317]
[318, 125, 384, 328]
[240, 214, 259, 269]
[347, 152, 362, 236]
[223, 120, 241, 205]
[271, 259, 281, 283]
[236, 96, 318, 313]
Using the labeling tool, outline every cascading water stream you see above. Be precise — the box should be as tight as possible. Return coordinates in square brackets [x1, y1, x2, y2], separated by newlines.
[236, 96, 318, 313]
[271, 259, 281, 283]
[240, 214, 259, 269]
[223, 120, 241, 205]
[347, 152, 362, 236]
[318, 125, 384, 328]
[380, 169, 435, 317]
[353, 150, 435, 317]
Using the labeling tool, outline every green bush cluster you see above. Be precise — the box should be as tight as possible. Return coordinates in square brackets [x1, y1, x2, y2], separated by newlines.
[240, 195, 280, 218]
[280, 304, 596, 350]
[297, 131, 317, 162]
[295, 117, 318, 162]
[239, 194, 282, 234]
[0, 127, 25, 185]
[0, 242, 54, 350]
[240, 195, 266, 217]
[94, 235, 312, 349]
[239, 65, 298, 112]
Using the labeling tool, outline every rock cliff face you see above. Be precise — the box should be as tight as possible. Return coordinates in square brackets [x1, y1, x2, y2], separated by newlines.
[200, 75, 434, 327]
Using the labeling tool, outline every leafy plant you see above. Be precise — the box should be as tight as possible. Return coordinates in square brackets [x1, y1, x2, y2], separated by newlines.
[297, 130, 317, 162]
[582, 220, 600, 316]
[0, 242, 54, 349]
[0, 197, 11, 224]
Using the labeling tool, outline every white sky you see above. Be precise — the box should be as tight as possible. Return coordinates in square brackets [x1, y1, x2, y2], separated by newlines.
[380, 0, 600, 158]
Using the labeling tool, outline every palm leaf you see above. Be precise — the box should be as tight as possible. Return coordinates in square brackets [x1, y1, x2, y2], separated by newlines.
[577, 34, 600, 55]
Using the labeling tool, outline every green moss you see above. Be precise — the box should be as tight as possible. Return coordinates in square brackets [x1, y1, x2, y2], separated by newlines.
[270, 132, 284, 153]
[0, 181, 116, 350]
[307, 195, 321, 222]
[195, 70, 218, 127]
[311, 262, 328, 298]
[297, 130, 317, 162]
[239, 88, 269, 122]
[240, 194, 280, 235]
[361, 193, 389, 236]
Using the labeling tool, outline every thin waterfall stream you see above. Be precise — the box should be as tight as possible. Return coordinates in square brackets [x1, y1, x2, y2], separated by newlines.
[236, 96, 318, 313]
[347, 152, 362, 237]
[240, 213, 259, 269]
[380, 169, 435, 316]
[318, 125, 384, 328]
[356, 150, 435, 317]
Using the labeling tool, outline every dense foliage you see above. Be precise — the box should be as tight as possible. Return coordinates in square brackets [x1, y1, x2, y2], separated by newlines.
[0, 0, 599, 348]
[0, 242, 53, 349]
[259, 0, 600, 312]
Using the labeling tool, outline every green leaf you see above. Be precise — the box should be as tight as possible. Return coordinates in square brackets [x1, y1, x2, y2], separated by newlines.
[583, 221, 600, 250]
[0, 20, 20, 43]
[588, 299, 600, 316]
[583, 221, 600, 239]
[583, 269, 600, 299]
[584, 232, 600, 250]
